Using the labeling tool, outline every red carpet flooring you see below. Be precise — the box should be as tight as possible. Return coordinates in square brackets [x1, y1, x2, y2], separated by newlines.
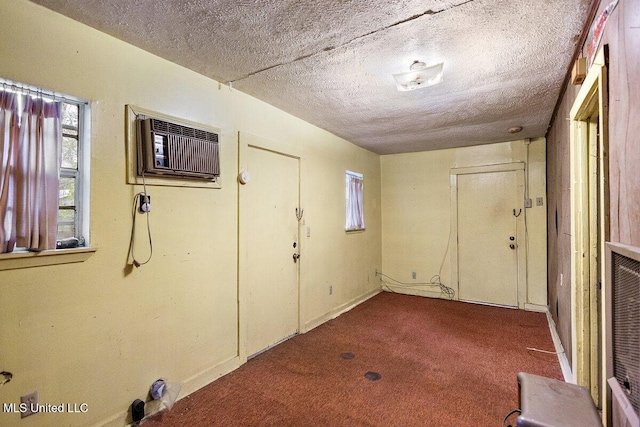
[144, 292, 563, 426]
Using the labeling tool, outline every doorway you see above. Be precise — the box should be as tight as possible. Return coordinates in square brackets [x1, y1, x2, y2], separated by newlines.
[570, 46, 609, 407]
[238, 132, 301, 359]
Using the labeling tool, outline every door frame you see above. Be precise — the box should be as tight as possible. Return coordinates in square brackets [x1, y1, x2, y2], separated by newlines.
[237, 131, 303, 362]
[450, 163, 527, 308]
[569, 46, 609, 406]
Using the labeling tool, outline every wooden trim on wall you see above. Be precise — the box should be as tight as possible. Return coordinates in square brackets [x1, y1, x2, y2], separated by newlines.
[569, 46, 608, 407]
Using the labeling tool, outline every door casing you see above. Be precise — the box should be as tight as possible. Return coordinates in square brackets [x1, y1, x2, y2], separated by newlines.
[569, 46, 609, 408]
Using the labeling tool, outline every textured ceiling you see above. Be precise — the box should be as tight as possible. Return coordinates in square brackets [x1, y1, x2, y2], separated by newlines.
[30, 0, 591, 154]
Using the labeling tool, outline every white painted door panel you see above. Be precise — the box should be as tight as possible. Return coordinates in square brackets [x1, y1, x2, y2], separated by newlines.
[245, 147, 299, 356]
[457, 171, 519, 307]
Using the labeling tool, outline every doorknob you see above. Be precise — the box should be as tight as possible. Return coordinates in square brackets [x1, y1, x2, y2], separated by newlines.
[509, 236, 515, 241]
[509, 244, 516, 250]
[293, 253, 300, 263]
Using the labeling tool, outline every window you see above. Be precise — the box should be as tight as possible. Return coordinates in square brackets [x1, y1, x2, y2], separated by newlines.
[0, 79, 89, 254]
[59, 102, 84, 241]
[345, 170, 365, 231]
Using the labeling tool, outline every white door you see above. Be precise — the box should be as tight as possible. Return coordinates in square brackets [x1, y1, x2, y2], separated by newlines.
[457, 170, 520, 307]
[244, 145, 299, 357]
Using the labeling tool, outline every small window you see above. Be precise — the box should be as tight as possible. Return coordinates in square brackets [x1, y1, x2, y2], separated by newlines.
[345, 170, 365, 231]
[59, 102, 82, 240]
[0, 79, 89, 253]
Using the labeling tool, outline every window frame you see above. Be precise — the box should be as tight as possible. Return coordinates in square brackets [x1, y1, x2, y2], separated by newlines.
[345, 170, 365, 232]
[0, 78, 94, 268]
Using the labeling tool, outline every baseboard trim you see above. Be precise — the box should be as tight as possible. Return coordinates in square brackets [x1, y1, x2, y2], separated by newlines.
[179, 355, 241, 399]
[103, 355, 241, 427]
[145, 355, 241, 422]
[303, 287, 381, 332]
[381, 286, 444, 299]
[524, 303, 548, 312]
[545, 309, 574, 383]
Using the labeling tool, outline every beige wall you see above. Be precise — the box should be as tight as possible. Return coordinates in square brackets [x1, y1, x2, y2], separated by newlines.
[381, 138, 548, 307]
[0, 1, 381, 426]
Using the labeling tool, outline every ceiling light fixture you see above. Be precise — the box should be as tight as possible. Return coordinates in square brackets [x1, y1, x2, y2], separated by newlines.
[393, 60, 444, 92]
[508, 126, 523, 134]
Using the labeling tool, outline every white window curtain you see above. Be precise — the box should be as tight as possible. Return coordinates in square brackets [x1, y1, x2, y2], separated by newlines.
[0, 90, 61, 253]
[346, 171, 365, 231]
[0, 90, 19, 253]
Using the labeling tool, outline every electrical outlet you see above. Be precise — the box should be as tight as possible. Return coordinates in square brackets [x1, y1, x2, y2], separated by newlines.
[139, 194, 151, 213]
[536, 197, 544, 206]
[329, 285, 333, 295]
[412, 271, 417, 280]
[20, 391, 38, 418]
[524, 198, 532, 208]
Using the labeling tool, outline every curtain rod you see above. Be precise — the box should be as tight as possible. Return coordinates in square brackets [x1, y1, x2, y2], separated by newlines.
[0, 78, 88, 105]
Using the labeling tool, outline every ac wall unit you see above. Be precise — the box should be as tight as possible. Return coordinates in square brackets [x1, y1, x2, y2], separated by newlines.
[136, 117, 220, 181]
[606, 242, 640, 427]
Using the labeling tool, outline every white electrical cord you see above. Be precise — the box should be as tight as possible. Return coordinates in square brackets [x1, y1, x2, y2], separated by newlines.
[526, 347, 563, 355]
[377, 227, 456, 299]
[128, 173, 153, 267]
[377, 271, 455, 299]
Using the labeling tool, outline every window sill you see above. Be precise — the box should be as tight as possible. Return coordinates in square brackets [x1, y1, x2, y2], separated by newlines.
[0, 247, 97, 271]
[345, 228, 366, 234]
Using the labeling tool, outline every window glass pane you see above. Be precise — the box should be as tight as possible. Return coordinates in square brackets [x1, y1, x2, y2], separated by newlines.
[58, 209, 75, 222]
[62, 136, 78, 169]
[59, 177, 76, 207]
[57, 209, 75, 240]
[61, 103, 78, 128]
[57, 223, 75, 240]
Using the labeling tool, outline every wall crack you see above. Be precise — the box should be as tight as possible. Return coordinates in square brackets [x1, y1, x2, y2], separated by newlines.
[227, 0, 476, 84]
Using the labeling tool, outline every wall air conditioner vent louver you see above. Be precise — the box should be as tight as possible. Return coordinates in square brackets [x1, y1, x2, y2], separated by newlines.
[606, 243, 640, 427]
[612, 252, 640, 416]
[136, 117, 220, 181]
